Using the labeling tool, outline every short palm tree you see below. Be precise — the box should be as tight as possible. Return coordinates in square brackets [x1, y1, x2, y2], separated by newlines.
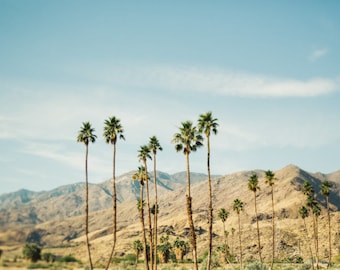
[77, 121, 97, 270]
[248, 173, 262, 263]
[232, 198, 244, 270]
[298, 205, 314, 268]
[132, 166, 150, 270]
[265, 170, 276, 268]
[173, 237, 188, 262]
[148, 136, 162, 270]
[198, 111, 218, 270]
[321, 181, 333, 265]
[133, 239, 143, 267]
[172, 120, 203, 270]
[103, 116, 124, 269]
[218, 208, 229, 262]
[138, 145, 153, 269]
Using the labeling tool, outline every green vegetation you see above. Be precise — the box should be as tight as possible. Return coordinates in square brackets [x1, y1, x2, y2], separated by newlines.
[22, 243, 41, 262]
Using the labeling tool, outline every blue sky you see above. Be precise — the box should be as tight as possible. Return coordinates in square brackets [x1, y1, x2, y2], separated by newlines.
[1, 1, 340, 194]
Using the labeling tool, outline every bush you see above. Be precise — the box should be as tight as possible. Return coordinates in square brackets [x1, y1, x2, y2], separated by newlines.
[245, 262, 268, 270]
[22, 243, 41, 262]
[58, 254, 78, 262]
[42, 252, 56, 262]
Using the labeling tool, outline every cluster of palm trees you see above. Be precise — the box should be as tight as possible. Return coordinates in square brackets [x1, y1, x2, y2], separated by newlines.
[299, 180, 333, 269]
[77, 112, 218, 270]
[77, 114, 334, 270]
[217, 171, 277, 270]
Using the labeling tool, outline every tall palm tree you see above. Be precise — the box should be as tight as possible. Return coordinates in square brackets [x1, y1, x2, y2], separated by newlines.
[148, 136, 162, 270]
[233, 198, 244, 270]
[198, 111, 218, 270]
[321, 181, 333, 265]
[298, 205, 314, 268]
[265, 170, 276, 268]
[132, 166, 150, 270]
[103, 116, 125, 269]
[218, 208, 229, 262]
[312, 201, 321, 269]
[138, 145, 153, 269]
[248, 173, 262, 263]
[172, 120, 203, 270]
[77, 121, 97, 270]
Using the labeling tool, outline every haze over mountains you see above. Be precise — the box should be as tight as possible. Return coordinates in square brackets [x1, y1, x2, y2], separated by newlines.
[0, 164, 339, 263]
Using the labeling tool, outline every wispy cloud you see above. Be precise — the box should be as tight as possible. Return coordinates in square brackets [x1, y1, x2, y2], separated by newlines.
[308, 48, 328, 62]
[92, 65, 338, 98]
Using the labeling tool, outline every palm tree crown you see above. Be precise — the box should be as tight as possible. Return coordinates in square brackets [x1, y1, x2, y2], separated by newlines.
[321, 181, 332, 197]
[298, 205, 309, 219]
[172, 121, 203, 154]
[198, 111, 218, 137]
[302, 181, 314, 196]
[138, 145, 152, 164]
[248, 173, 260, 192]
[218, 208, 229, 223]
[77, 122, 97, 145]
[233, 198, 244, 214]
[265, 170, 276, 186]
[149, 135, 163, 155]
[103, 116, 125, 144]
[132, 166, 149, 187]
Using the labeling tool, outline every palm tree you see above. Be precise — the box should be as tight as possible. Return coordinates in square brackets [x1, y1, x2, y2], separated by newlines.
[298, 205, 314, 268]
[133, 240, 143, 267]
[248, 173, 262, 263]
[321, 181, 333, 265]
[148, 136, 162, 270]
[231, 227, 236, 257]
[198, 111, 218, 270]
[218, 208, 229, 262]
[132, 166, 150, 270]
[138, 145, 153, 269]
[77, 121, 97, 270]
[233, 198, 244, 270]
[103, 116, 125, 269]
[173, 238, 188, 262]
[312, 201, 321, 269]
[265, 170, 276, 267]
[172, 120, 203, 270]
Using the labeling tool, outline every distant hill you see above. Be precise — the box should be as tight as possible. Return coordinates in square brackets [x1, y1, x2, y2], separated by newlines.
[0, 165, 339, 264]
[0, 171, 212, 226]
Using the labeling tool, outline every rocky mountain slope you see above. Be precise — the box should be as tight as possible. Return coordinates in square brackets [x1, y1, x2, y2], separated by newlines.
[0, 165, 339, 264]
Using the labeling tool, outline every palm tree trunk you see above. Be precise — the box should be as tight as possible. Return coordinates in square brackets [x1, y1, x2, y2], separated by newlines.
[106, 144, 117, 269]
[315, 215, 319, 269]
[144, 161, 153, 270]
[222, 222, 227, 262]
[271, 186, 275, 269]
[311, 213, 318, 269]
[140, 183, 149, 270]
[238, 213, 243, 270]
[85, 145, 93, 269]
[326, 196, 331, 265]
[206, 136, 213, 270]
[254, 192, 262, 263]
[185, 152, 198, 270]
[153, 155, 158, 270]
[303, 218, 314, 269]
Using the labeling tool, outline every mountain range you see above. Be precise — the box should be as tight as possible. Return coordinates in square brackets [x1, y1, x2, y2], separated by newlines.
[0, 164, 339, 264]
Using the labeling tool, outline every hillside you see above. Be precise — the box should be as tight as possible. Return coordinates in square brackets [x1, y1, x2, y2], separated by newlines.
[0, 165, 339, 265]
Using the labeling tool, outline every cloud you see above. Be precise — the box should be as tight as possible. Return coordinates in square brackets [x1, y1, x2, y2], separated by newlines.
[92, 65, 338, 98]
[308, 48, 328, 62]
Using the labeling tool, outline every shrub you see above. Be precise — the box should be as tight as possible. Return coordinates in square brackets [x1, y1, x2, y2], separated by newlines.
[22, 243, 41, 262]
[42, 252, 56, 262]
[245, 262, 268, 270]
[58, 254, 78, 262]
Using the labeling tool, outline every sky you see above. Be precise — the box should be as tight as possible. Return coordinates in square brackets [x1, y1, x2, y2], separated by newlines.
[1, 1, 340, 194]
